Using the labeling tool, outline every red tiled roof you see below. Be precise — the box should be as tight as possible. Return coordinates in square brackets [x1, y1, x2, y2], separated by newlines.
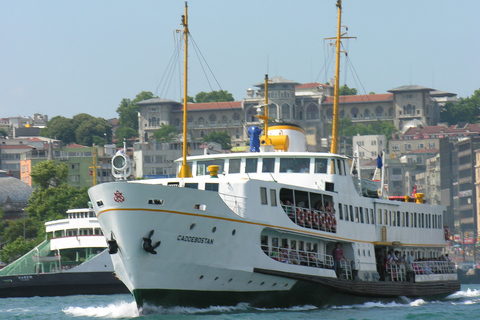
[402, 124, 480, 136]
[295, 82, 332, 89]
[324, 93, 393, 104]
[173, 101, 243, 111]
[0, 145, 34, 149]
[27, 137, 43, 142]
[66, 143, 88, 148]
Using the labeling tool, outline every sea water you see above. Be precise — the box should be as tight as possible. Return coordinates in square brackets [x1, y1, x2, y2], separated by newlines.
[1, 284, 480, 320]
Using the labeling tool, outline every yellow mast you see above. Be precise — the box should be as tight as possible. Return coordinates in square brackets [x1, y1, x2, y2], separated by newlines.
[326, 0, 355, 154]
[330, 0, 342, 154]
[89, 144, 100, 186]
[178, 1, 192, 178]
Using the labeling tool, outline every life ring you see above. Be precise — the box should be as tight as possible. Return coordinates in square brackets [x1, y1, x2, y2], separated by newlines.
[313, 211, 320, 227]
[297, 208, 305, 225]
[319, 212, 326, 228]
[305, 210, 312, 226]
[326, 215, 333, 229]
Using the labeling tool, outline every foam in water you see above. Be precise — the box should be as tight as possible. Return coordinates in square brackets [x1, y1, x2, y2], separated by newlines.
[447, 288, 480, 299]
[63, 300, 139, 318]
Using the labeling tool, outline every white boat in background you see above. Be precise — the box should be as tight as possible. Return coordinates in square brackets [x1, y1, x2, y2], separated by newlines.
[88, 1, 459, 309]
[0, 207, 128, 298]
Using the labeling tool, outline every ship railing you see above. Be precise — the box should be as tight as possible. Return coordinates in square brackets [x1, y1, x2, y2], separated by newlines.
[411, 261, 456, 275]
[339, 260, 353, 280]
[386, 263, 406, 281]
[268, 246, 334, 270]
[219, 193, 247, 217]
[281, 204, 337, 234]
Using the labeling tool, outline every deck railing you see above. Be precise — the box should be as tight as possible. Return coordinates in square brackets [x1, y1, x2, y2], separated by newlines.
[266, 245, 334, 270]
[281, 205, 336, 233]
[411, 261, 456, 275]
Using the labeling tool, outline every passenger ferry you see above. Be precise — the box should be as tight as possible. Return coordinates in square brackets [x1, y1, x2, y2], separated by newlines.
[87, 1, 459, 308]
[0, 207, 128, 298]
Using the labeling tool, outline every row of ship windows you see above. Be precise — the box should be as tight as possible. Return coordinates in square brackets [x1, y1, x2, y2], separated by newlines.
[193, 157, 346, 176]
[337, 203, 443, 229]
[48, 228, 103, 238]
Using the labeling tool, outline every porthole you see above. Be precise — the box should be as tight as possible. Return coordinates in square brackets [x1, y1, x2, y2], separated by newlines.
[190, 223, 196, 230]
[272, 283, 277, 286]
[214, 276, 219, 281]
[260, 282, 265, 286]
[284, 283, 289, 287]
[212, 227, 217, 233]
[247, 280, 252, 284]
[199, 275, 204, 279]
[232, 229, 236, 235]
[228, 278, 233, 283]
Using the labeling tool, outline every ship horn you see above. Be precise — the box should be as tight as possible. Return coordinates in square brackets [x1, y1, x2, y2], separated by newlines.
[107, 231, 118, 254]
[143, 230, 161, 254]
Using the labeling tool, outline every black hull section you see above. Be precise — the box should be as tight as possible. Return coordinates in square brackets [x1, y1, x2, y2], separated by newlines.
[0, 272, 129, 298]
[457, 269, 480, 284]
[132, 269, 460, 309]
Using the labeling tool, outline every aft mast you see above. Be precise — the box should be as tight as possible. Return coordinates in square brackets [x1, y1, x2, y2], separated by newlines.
[178, 2, 192, 178]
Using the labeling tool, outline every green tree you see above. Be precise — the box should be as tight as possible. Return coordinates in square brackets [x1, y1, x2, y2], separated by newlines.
[26, 186, 90, 222]
[203, 131, 232, 150]
[153, 124, 178, 142]
[0, 236, 38, 264]
[41, 116, 76, 144]
[440, 89, 480, 125]
[30, 160, 68, 188]
[74, 116, 112, 146]
[339, 84, 357, 96]
[0, 128, 7, 138]
[193, 90, 234, 103]
[116, 91, 157, 147]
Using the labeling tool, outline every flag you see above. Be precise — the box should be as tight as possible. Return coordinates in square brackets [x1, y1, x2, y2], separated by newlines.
[376, 155, 383, 169]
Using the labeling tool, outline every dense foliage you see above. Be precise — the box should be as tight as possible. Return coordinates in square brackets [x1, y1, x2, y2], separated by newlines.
[0, 161, 90, 264]
[186, 90, 234, 103]
[40, 114, 112, 146]
[440, 89, 480, 125]
[203, 131, 232, 150]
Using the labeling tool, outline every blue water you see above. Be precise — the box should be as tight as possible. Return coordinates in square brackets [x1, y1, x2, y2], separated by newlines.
[1, 285, 479, 319]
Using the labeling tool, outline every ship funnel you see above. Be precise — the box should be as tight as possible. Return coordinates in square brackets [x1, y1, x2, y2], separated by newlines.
[262, 123, 307, 152]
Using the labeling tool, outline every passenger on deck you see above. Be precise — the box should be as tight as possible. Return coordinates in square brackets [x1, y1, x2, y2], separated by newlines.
[332, 243, 347, 277]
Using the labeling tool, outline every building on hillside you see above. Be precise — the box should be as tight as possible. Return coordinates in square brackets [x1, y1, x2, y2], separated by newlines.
[0, 139, 35, 179]
[452, 137, 480, 239]
[389, 123, 480, 158]
[135, 76, 455, 153]
[21, 143, 115, 188]
[352, 134, 386, 160]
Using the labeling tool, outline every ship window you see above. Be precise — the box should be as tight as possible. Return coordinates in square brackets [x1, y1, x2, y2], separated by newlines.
[397, 211, 401, 227]
[148, 199, 164, 205]
[197, 159, 225, 176]
[390, 211, 394, 226]
[66, 229, 78, 237]
[262, 158, 275, 173]
[406, 212, 409, 227]
[185, 183, 198, 189]
[272, 237, 279, 256]
[349, 205, 354, 222]
[261, 235, 268, 254]
[246, 158, 258, 173]
[338, 203, 343, 220]
[384, 209, 388, 225]
[370, 209, 374, 224]
[360, 207, 364, 223]
[96, 200, 104, 207]
[167, 182, 179, 187]
[414, 212, 417, 227]
[260, 187, 268, 205]
[94, 228, 103, 235]
[205, 183, 219, 192]
[364, 208, 369, 224]
[270, 189, 277, 206]
[194, 204, 206, 211]
[344, 204, 349, 221]
[336, 159, 345, 176]
[378, 209, 382, 224]
[314, 158, 328, 173]
[228, 158, 241, 174]
[54, 230, 64, 238]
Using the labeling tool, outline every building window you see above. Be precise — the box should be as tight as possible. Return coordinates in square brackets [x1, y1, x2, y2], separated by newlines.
[209, 114, 217, 126]
[351, 107, 359, 119]
[364, 109, 370, 118]
[375, 106, 384, 118]
[281, 104, 290, 120]
[306, 104, 319, 120]
[233, 113, 240, 125]
[198, 118, 205, 127]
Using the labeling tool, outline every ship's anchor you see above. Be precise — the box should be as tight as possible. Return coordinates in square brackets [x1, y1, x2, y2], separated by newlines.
[143, 230, 161, 254]
[107, 231, 118, 254]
